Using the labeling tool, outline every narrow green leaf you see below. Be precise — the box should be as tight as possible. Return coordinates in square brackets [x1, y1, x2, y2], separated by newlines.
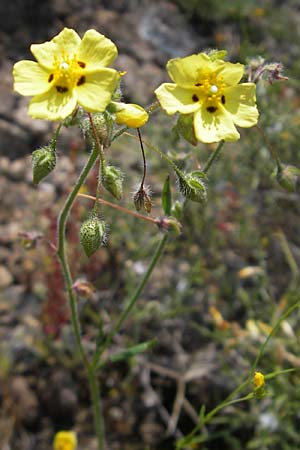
[265, 367, 297, 380]
[109, 338, 158, 363]
[162, 175, 172, 215]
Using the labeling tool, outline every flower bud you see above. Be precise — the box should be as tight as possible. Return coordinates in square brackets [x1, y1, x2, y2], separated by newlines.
[113, 102, 148, 128]
[171, 200, 184, 220]
[178, 171, 207, 203]
[32, 146, 56, 184]
[80, 217, 106, 257]
[72, 279, 95, 298]
[102, 165, 124, 200]
[275, 165, 300, 192]
[81, 112, 114, 147]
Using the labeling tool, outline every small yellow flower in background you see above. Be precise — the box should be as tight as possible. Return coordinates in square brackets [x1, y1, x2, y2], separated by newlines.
[155, 52, 259, 143]
[113, 102, 148, 128]
[53, 431, 77, 450]
[253, 371, 265, 388]
[13, 28, 121, 120]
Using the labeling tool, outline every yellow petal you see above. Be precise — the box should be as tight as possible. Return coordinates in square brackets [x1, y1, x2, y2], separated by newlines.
[77, 29, 118, 70]
[31, 28, 81, 69]
[13, 61, 50, 95]
[28, 87, 77, 120]
[218, 61, 245, 86]
[53, 431, 77, 450]
[167, 53, 211, 87]
[155, 83, 200, 115]
[194, 105, 240, 143]
[76, 68, 120, 112]
[224, 83, 259, 127]
[114, 102, 148, 128]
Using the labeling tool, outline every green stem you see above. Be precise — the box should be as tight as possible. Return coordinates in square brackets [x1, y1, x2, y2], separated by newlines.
[57, 143, 106, 450]
[203, 140, 225, 174]
[57, 146, 99, 365]
[251, 297, 300, 373]
[92, 233, 168, 370]
[87, 368, 105, 450]
[50, 122, 63, 149]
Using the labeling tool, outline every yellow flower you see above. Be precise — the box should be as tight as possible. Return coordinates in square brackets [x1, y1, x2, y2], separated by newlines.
[13, 28, 121, 121]
[113, 102, 148, 128]
[155, 52, 259, 143]
[253, 371, 265, 388]
[53, 431, 77, 450]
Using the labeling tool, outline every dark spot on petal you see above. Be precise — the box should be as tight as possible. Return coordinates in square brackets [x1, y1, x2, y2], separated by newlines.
[48, 73, 54, 83]
[192, 94, 199, 102]
[221, 95, 226, 104]
[206, 106, 218, 113]
[77, 76, 86, 86]
[77, 61, 86, 68]
[195, 82, 202, 86]
[56, 86, 68, 93]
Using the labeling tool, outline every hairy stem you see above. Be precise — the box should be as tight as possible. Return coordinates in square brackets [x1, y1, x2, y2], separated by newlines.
[203, 140, 225, 174]
[57, 144, 105, 449]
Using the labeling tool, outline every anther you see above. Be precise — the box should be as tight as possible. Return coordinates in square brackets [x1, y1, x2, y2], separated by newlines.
[56, 86, 68, 93]
[77, 76, 86, 86]
[206, 106, 218, 113]
[192, 94, 199, 102]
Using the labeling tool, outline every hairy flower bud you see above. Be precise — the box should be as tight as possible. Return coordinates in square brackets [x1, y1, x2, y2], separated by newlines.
[178, 171, 207, 203]
[276, 165, 300, 192]
[82, 111, 114, 147]
[171, 200, 184, 220]
[102, 165, 124, 200]
[32, 145, 56, 184]
[80, 217, 106, 257]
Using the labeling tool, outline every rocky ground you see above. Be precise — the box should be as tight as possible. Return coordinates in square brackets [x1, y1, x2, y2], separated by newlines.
[2, 1, 300, 449]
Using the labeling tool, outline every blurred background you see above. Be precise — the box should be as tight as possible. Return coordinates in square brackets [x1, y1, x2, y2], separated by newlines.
[1, 0, 300, 449]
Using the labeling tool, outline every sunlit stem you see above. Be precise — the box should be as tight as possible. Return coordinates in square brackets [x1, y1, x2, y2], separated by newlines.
[203, 140, 225, 174]
[78, 193, 157, 225]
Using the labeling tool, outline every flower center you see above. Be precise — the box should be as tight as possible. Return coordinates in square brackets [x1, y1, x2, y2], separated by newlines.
[47, 52, 87, 93]
[192, 74, 226, 113]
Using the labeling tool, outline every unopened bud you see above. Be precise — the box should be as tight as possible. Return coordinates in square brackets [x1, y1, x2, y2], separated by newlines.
[133, 186, 152, 213]
[82, 112, 114, 147]
[155, 216, 182, 235]
[171, 201, 184, 220]
[114, 102, 148, 128]
[80, 217, 106, 257]
[32, 146, 56, 184]
[276, 165, 300, 192]
[178, 171, 207, 203]
[102, 165, 124, 200]
[72, 279, 95, 298]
